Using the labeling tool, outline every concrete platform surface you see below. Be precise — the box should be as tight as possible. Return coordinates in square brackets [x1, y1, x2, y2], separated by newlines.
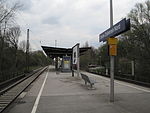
[4, 66, 150, 113]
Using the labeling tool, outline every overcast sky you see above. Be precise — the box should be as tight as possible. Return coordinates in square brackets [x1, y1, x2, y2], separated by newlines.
[13, 0, 146, 50]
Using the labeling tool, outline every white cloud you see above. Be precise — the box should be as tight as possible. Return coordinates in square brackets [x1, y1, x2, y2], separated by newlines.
[15, 0, 147, 50]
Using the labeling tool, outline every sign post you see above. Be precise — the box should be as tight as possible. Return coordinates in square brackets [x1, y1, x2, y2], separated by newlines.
[108, 37, 118, 102]
[110, 0, 114, 102]
[99, 0, 130, 102]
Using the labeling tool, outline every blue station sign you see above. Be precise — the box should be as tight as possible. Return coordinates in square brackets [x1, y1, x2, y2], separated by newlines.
[99, 18, 130, 42]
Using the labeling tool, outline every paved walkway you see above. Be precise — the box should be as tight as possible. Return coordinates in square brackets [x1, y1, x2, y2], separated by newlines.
[4, 66, 150, 113]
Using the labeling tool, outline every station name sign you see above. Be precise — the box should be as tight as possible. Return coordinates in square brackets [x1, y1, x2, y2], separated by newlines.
[99, 18, 130, 42]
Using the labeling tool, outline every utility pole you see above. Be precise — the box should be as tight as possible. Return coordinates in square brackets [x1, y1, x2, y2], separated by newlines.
[110, 0, 114, 102]
[26, 29, 29, 72]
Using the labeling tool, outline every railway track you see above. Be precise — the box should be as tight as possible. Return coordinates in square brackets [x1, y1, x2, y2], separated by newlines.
[0, 66, 48, 113]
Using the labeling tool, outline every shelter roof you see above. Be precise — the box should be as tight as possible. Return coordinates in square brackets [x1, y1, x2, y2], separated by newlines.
[41, 46, 91, 58]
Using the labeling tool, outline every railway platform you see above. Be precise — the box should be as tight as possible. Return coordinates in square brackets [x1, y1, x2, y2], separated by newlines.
[3, 66, 150, 113]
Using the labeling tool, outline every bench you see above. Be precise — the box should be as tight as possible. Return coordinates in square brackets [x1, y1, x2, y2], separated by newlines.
[80, 73, 96, 88]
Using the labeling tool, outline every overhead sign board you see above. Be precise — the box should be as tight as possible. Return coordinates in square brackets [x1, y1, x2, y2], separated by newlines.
[99, 18, 130, 42]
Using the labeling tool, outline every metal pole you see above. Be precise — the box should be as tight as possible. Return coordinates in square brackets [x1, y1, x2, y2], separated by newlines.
[110, 0, 114, 102]
[26, 29, 29, 72]
[77, 43, 80, 77]
[131, 60, 134, 76]
[110, 0, 113, 27]
[110, 56, 114, 102]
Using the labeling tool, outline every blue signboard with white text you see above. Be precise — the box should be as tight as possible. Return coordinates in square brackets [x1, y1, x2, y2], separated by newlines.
[99, 18, 130, 42]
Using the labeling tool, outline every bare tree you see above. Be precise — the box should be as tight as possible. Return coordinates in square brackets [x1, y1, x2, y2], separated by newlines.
[7, 27, 21, 48]
[7, 26, 21, 69]
[0, 1, 21, 73]
[0, 2, 21, 24]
